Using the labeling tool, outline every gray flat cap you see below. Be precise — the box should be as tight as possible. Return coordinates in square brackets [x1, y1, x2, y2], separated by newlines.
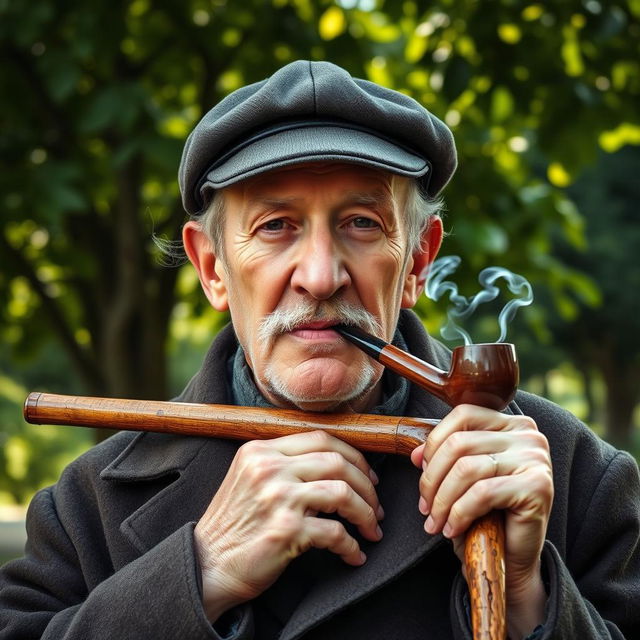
[179, 60, 457, 215]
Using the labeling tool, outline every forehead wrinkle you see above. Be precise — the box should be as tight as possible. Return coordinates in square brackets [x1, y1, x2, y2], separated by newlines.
[248, 195, 303, 208]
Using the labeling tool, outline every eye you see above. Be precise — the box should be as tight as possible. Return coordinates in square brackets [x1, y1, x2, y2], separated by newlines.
[260, 218, 288, 232]
[350, 216, 380, 229]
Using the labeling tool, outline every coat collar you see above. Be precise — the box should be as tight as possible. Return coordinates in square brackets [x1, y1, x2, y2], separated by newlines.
[99, 311, 470, 632]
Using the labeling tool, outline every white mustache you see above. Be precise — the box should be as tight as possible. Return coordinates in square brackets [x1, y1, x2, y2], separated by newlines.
[257, 299, 382, 344]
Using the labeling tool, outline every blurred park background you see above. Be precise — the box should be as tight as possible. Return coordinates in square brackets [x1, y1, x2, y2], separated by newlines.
[1, 0, 639, 558]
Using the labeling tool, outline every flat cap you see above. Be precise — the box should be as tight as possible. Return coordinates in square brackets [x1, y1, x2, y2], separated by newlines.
[179, 60, 457, 215]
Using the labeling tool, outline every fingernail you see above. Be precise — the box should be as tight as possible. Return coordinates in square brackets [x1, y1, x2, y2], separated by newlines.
[443, 522, 453, 538]
[359, 551, 367, 564]
[376, 504, 385, 520]
[425, 515, 435, 534]
[376, 525, 383, 539]
[369, 469, 379, 485]
[418, 497, 429, 515]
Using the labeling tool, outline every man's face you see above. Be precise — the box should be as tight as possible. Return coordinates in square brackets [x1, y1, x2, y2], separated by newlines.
[185, 163, 441, 412]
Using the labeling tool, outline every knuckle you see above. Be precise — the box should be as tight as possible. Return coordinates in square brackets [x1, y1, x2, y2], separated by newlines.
[326, 519, 345, 544]
[309, 430, 333, 448]
[529, 469, 555, 500]
[443, 431, 467, 457]
[513, 415, 538, 432]
[259, 480, 291, 506]
[363, 504, 376, 525]
[449, 501, 466, 525]
[245, 455, 280, 484]
[432, 492, 448, 513]
[322, 451, 347, 475]
[351, 449, 367, 470]
[531, 430, 550, 451]
[268, 510, 303, 541]
[469, 480, 492, 507]
[343, 535, 359, 556]
[451, 404, 475, 422]
[331, 479, 351, 503]
[453, 455, 476, 480]
[238, 439, 266, 457]
[419, 472, 433, 495]
[528, 445, 552, 467]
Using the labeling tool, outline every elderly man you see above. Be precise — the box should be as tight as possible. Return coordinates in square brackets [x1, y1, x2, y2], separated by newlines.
[1, 61, 639, 640]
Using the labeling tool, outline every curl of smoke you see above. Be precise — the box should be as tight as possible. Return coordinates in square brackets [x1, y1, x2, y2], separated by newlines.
[425, 256, 533, 345]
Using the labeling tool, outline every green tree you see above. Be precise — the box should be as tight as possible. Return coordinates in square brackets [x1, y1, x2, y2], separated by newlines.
[1, 1, 639, 503]
[545, 146, 640, 449]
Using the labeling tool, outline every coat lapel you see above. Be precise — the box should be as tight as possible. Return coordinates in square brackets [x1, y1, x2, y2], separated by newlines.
[101, 434, 241, 555]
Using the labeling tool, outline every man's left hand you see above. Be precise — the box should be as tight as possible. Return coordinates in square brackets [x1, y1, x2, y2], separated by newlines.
[410, 404, 553, 637]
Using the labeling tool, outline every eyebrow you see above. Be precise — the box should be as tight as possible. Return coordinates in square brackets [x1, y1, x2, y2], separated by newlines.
[341, 190, 393, 208]
[247, 195, 302, 208]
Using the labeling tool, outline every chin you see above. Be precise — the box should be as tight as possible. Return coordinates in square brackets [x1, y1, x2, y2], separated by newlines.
[262, 359, 380, 412]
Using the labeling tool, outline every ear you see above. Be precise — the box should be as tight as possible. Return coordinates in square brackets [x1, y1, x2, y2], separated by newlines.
[182, 221, 229, 311]
[401, 216, 443, 308]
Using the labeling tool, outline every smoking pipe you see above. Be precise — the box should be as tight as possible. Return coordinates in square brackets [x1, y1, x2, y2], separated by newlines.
[334, 325, 518, 411]
[335, 324, 518, 640]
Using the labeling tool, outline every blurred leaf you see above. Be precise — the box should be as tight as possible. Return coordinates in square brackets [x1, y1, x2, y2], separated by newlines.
[318, 6, 346, 41]
[599, 122, 640, 151]
[547, 162, 573, 187]
[453, 220, 509, 255]
[490, 86, 514, 122]
[38, 51, 82, 103]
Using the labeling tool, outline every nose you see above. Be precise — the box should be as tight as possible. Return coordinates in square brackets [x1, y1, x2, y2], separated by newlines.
[290, 228, 351, 300]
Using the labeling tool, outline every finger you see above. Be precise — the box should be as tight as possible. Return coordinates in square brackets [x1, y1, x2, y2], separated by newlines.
[298, 480, 383, 542]
[304, 517, 366, 566]
[419, 430, 510, 514]
[259, 431, 379, 485]
[424, 405, 538, 464]
[410, 443, 426, 469]
[292, 451, 383, 519]
[436, 468, 552, 539]
[425, 452, 505, 533]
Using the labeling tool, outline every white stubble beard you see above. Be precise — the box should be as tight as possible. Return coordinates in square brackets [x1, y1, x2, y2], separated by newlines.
[255, 299, 384, 409]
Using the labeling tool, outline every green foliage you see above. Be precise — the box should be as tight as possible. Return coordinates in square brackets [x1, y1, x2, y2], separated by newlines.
[0, 345, 91, 505]
[1, 0, 639, 500]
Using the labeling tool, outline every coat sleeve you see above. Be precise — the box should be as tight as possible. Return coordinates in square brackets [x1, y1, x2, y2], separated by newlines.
[449, 449, 640, 639]
[540, 449, 640, 639]
[0, 486, 254, 640]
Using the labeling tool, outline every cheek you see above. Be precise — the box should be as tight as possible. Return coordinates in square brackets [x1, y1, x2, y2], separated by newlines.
[360, 248, 406, 299]
[350, 252, 407, 338]
[225, 254, 293, 343]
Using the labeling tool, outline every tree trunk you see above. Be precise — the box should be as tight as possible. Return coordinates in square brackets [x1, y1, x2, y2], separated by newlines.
[575, 361, 597, 425]
[600, 357, 640, 451]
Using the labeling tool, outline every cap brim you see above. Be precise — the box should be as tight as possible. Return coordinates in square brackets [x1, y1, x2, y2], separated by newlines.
[200, 124, 430, 192]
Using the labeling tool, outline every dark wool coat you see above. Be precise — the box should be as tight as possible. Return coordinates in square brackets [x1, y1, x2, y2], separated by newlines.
[1, 311, 639, 639]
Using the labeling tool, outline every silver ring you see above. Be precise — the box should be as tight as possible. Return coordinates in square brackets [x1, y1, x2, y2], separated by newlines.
[487, 453, 499, 477]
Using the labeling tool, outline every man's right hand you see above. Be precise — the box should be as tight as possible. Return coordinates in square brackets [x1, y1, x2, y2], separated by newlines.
[193, 431, 384, 622]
